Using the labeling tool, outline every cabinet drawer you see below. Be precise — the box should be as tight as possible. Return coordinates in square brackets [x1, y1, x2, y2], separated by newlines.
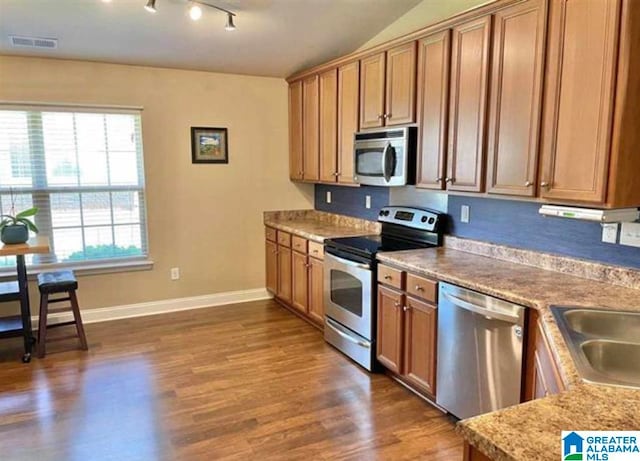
[277, 231, 291, 247]
[406, 273, 438, 303]
[308, 241, 324, 260]
[378, 265, 405, 289]
[265, 227, 277, 242]
[292, 235, 308, 253]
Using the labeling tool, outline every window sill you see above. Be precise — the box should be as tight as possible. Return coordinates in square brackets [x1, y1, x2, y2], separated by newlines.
[0, 258, 154, 281]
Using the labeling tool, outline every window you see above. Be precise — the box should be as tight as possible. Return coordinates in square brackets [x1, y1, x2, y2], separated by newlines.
[0, 106, 148, 269]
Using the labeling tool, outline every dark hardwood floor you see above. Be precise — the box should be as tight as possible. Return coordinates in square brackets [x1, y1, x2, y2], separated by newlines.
[0, 299, 462, 460]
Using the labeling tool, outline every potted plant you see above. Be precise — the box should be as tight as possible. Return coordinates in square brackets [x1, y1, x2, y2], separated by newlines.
[0, 190, 39, 244]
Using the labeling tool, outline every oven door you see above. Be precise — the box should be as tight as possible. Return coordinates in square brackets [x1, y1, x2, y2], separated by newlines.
[354, 140, 406, 186]
[324, 251, 373, 340]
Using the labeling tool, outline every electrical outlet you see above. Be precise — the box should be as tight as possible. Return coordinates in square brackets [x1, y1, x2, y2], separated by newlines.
[601, 223, 618, 244]
[620, 222, 640, 248]
[326, 191, 332, 204]
[461, 205, 470, 223]
[365, 195, 371, 209]
[170, 267, 180, 281]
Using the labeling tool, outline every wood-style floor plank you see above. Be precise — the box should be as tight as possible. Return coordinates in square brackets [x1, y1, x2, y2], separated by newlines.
[0, 299, 461, 460]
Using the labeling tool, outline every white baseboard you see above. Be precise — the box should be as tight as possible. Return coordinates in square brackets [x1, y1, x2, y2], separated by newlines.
[32, 288, 272, 327]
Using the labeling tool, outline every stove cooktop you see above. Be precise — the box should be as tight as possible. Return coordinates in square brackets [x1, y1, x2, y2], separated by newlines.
[326, 234, 437, 258]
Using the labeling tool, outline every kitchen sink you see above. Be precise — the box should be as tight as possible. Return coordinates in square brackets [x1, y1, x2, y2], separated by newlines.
[551, 307, 640, 389]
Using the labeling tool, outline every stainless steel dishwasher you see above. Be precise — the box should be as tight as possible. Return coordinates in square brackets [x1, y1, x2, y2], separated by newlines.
[436, 282, 526, 419]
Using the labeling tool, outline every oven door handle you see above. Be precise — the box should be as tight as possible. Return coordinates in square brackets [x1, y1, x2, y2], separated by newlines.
[326, 318, 371, 348]
[325, 252, 371, 270]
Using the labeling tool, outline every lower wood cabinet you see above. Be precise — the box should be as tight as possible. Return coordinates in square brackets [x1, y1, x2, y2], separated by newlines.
[463, 442, 491, 461]
[524, 310, 565, 400]
[377, 265, 438, 398]
[265, 227, 324, 328]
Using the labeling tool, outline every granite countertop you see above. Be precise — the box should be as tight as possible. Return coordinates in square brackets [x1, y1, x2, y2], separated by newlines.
[376, 247, 640, 461]
[264, 210, 380, 243]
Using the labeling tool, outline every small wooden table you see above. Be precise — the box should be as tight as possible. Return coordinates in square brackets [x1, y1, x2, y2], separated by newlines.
[0, 237, 50, 362]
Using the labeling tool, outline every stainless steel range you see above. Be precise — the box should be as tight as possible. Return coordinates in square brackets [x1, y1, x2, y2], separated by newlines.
[323, 206, 445, 371]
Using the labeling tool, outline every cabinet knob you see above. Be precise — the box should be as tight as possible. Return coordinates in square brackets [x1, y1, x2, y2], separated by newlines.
[436, 177, 443, 182]
[445, 177, 454, 184]
[384, 113, 391, 119]
[378, 114, 384, 120]
[305, 263, 312, 268]
[394, 301, 401, 308]
[415, 285, 424, 292]
[384, 275, 392, 280]
[403, 305, 410, 312]
[525, 181, 533, 187]
[540, 181, 550, 188]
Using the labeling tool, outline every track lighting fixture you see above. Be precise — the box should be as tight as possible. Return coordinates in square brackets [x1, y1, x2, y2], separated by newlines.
[141, 0, 237, 30]
[144, 0, 157, 13]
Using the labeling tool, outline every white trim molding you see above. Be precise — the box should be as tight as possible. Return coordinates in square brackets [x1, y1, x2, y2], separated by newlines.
[32, 288, 272, 327]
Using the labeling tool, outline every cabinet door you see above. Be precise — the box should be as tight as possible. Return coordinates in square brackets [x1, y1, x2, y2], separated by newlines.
[539, 0, 620, 203]
[385, 42, 417, 126]
[307, 257, 324, 325]
[360, 52, 386, 129]
[376, 285, 404, 374]
[337, 61, 359, 185]
[289, 81, 304, 181]
[416, 30, 450, 190]
[487, 0, 546, 197]
[277, 246, 292, 303]
[265, 239, 278, 294]
[291, 251, 308, 313]
[302, 75, 320, 181]
[447, 16, 492, 192]
[319, 69, 338, 183]
[403, 297, 438, 397]
[524, 311, 565, 401]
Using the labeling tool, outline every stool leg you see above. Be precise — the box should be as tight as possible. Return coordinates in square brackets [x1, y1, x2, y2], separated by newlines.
[37, 293, 48, 358]
[69, 290, 88, 351]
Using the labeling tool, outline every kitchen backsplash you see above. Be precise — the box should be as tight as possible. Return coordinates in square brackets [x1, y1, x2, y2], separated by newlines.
[313, 185, 640, 270]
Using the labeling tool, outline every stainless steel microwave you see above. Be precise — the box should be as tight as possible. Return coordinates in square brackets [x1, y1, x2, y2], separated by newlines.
[353, 126, 416, 186]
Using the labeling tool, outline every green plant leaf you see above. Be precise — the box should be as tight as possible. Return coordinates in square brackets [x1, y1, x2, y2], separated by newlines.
[17, 218, 38, 233]
[16, 207, 38, 218]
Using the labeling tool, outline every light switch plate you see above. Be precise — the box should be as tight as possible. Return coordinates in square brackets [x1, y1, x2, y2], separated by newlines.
[601, 223, 618, 244]
[461, 205, 470, 223]
[326, 191, 331, 204]
[620, 222, 640, 248]
[365, 195, 371, 209]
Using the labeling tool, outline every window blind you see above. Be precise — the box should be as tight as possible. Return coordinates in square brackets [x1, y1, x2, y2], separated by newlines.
[0, 106, 148, 269]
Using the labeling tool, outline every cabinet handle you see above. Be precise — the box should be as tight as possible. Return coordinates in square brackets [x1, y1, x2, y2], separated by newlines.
[384, 275, 392, 280]
[445, 177, 454, 183]
[415, 285, 424, 292]
[394, 301, 401, 308]
[436, 177, 443, 182]
[378, 114, 384, 120]
[403, 305, 410, 312]
[525, 181, 533, 187]
[540, 181, 550, 188]
[305, 263, 311, 268]
[384, 113, 391, 119]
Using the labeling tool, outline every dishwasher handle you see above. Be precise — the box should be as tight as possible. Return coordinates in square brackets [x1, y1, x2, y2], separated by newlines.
[443, 291, 522, 324]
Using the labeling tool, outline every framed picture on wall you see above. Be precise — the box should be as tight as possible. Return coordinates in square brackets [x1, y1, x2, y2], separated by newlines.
[191, 127, 228, 164]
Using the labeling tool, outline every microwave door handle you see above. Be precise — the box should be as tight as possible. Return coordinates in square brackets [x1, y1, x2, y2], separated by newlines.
[382, 142, 395, 182]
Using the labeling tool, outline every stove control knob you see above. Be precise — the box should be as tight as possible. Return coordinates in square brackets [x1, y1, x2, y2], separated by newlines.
[379, 210, 385, 216]
[421, 216, 428, 223]
[428, 217, 435, 224]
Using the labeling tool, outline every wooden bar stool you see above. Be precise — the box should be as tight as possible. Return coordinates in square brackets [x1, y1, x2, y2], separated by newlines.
[37, 270, 88, 358]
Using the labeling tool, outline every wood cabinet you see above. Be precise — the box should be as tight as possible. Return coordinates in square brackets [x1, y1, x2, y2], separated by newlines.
[524, 310, 565, 401]
[319, 69, 338, 183]
[463, 442, 492, 461]
[416, 30, 450, 190]
[265, 239, 278, 294]
[447, 15, 492, 192]
[377, 285, 404, 374]
[277, 245, 292, 303]
[337, 61, 359, 185]
[385, 42, 417, 126]
[539, 0, 619, 204]
[359, 52, 386, 129]
[291, 250, 309, 313]
[307, 256, 324, 324]
[288, 81, 303, 181]
[302, 75, 320, 181]
[486, 0, 546, 197]
[403, 296, 438, 396]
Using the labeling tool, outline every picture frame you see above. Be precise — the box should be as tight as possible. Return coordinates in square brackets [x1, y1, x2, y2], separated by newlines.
[190, 127, 229, 164]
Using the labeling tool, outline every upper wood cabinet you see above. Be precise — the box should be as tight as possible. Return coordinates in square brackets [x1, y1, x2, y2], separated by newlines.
[288, 81, 303, 181]
[385, 42, 417, 126]
[319, 69, 338, 183]
[416, 30, 451, 190]
[337, 61, 359, 185]
[486, 0, 546, 197]
[447, 16, 492, 192]
[539, 0, 619, 204]
[359, 52, 386, 129]
[302, 75, 320, 181]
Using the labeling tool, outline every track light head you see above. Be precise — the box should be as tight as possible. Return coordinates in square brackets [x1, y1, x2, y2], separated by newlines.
[189, 3, 202, 20]
[144, 0, 157, 13]
[225, 13, 236, 31]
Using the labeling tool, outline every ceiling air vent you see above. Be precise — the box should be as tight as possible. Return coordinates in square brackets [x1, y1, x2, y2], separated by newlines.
[9, 35, 58, 50]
